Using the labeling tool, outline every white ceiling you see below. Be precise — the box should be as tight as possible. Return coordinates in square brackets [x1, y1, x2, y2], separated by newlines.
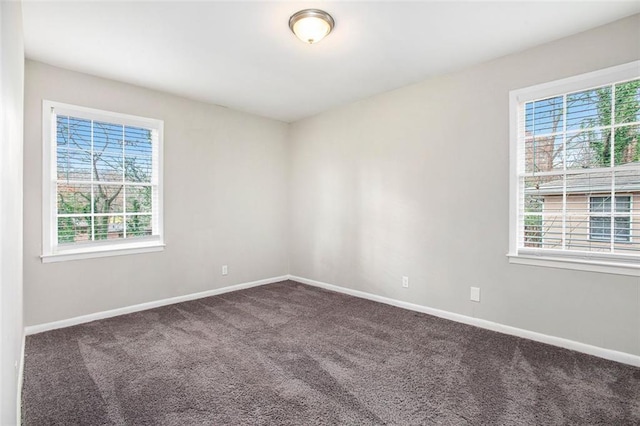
[22, 1, 640, 123]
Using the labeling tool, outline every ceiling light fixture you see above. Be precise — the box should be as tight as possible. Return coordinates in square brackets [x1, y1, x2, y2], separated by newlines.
[289, 9, 335, 44]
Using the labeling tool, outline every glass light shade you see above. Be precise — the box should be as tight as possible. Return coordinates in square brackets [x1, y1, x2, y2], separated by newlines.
[289, 9, 334, 44]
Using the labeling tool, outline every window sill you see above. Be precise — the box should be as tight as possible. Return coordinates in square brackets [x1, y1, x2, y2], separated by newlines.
[41, 242, 165, 263]
[507, 253, 640, 277]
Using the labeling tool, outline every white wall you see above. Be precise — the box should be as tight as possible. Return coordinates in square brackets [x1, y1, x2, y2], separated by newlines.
[22, 15, 639, 361]
[0, 1, 24, 424]
[289, 15, 640, 357]
[24, 61, 289, 326]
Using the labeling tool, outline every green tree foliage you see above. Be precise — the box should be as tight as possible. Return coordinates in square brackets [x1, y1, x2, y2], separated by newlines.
[590, 80, 640, 166]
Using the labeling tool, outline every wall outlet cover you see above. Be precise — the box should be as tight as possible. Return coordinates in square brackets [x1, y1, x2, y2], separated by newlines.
[470, 287, 480, 302]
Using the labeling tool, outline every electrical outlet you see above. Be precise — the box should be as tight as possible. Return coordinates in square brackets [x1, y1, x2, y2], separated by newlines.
[402, 276, 409, 288]
[222, 265, 228, 276]
[470, 287, 480, 302]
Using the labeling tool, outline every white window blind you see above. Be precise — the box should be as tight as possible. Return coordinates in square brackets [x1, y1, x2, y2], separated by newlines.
[510, 62, 640, 272]
[42, 101, 164, 262]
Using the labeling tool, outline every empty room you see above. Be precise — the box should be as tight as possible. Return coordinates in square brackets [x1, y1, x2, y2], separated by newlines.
[1, 0, 639, 424]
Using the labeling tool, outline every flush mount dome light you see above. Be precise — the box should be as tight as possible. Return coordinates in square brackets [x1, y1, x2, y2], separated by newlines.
[289, 9, 335, 44]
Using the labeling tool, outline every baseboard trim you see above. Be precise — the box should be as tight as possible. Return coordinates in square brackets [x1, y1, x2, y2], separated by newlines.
[288, 275, 640, 367]
[16, 333, 25, 425]
[23, 273, 640, 367]
[24, 275, 289, 335]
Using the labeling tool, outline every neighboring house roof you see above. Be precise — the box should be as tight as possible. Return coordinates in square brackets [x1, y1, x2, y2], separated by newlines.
[534, 163, 640, 195]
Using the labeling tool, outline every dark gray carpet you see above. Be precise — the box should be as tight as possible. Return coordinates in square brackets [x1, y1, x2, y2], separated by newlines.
[22, 280, 639, 425]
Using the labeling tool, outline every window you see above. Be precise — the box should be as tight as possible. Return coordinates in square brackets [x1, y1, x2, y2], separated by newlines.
[589, 196, 631, 243]
[509, 61, 640, 275]
[42, 101, 164, 262]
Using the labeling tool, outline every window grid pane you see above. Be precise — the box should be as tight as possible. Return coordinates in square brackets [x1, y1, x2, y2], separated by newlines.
[55, 115, 158, 245]
[519, 77, 640, 257]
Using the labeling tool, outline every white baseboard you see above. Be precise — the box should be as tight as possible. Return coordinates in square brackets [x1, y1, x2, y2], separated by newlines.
[288, 275, 640, 367]
[24, 275, 289, 335]
[16, 333, 25, 426]
[23, 273, 639, 367]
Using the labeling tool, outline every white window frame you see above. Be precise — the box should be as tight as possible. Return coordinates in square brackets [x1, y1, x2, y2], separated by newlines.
[508, 61, 640, 277]
[42, 100, 165, 263]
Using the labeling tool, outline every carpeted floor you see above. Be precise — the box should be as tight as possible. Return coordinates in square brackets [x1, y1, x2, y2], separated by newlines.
[22, 280, 640, 425]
